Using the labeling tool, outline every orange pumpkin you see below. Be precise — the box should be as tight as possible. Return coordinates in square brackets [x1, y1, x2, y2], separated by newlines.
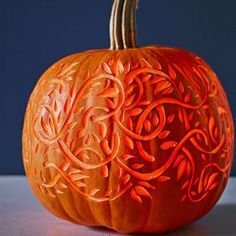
[22, 0, 234, 233]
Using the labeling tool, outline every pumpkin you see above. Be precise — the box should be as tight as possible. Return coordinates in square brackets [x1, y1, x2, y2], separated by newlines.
[22, 0, 234, 233]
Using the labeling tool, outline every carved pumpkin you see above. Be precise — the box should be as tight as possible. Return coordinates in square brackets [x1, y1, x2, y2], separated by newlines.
[22, 0, 234, 233]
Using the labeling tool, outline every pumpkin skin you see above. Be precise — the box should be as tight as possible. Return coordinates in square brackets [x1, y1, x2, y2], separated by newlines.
[22, 46, 234, 233]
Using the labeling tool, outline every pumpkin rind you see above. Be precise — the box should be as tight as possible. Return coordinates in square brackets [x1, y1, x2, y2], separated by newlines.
[22, 46, 234, 233]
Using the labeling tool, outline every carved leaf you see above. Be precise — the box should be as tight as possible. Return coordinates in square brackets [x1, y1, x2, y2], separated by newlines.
[139, 100, 151, 106]
[124, 136, 134, 149]
[186, 161, 191, 177]
[117, 168, 122, 179]
[168, 65, 176, 79]
[98, 87, 119, 97]
[94, 65, 100, 74]
[123, 61, 131, 74]
[74, 106, 84, 114]
[90, 81, 102, 88]
[78, 152, 90, 160]
[123, 174, 130, 184]
[131, 163, 144, 169]
[48, 116, 54, 133]
[206, 173, 219, 190]
[125, 85, 135, 94]
[70, 137, 76, 150]
[124, 94, 136, 106]
[209, 116, 216, 141]
[85, 135, 91, 145]
[77, 128, 85, 138]
[92, 134, 100, 143]
[158, 130, 170, 139]
[98, 122, 107, 138]
[119, 110, 125, 122]
[70, 82, 76, 97]
[132, 62, 139, 69]
[102, 62, 112, 74]
[214, 127, 219, 138]
[69, 173, 89, 181]
[180, 194, 187, 203]
[150, 76, 165, 84]
[154, 59, 162, 69]
[68, 168, 82, 174]
[178, 108, 183, 123]
[83, 71, 90, 80]
[179, 81, 184, 93]
[154, 81, 171, 95]
[48, 90, 54, 99]
[144, 120, 151, 132]
[74, 181, 86, 188]
[200, 154, 206, 161]
[142, 74, 152, 83]
[47, 189, 56, 198]
[131, 188, 142, 203]
[121, 154, 135, 160]
[167, 114, 175, 123]
[202, 104, 209, 110]
[184, 93, 191, 103]
[208, 182, 218, 191]
[115, 184, 120, 193]
[182, 180, 189, 190]
[54, 100, 58, 112]
[129, 108, 142, 116]
[67, 121, 77, 129]
[189, 112, 194, 121]
[220, 153, 226, 159]
[41, 117, 49, 135]
[141, 58, 152, 68]
[157, 176, 171, 182]
[177, 159, 187, 180]
[106, 98, 116, 109]
[34, 143, 40, 154]
[58, 182, 68, 189]
[59, 84, 63, 94]
[104, 79, 110, 89]
[183, 109, 189, 130]
[198, 178, 203, 193]
[218, 107, 226, 115]
[100, 139, 111, 155]
[108, 58, 113, 66]
[173, 63, 186, 77]
[194, 178, 199, 186]
[63, 75, 74, 81]
[115, 59, 124, 75]
[127, 117, 133, 131]
[64, 98, 70, 113]
[104, 188, 112, 197]
[138, 181, 155, 189]
[38, 184, 45, 194]
[194, 121, 200, 128]
[135, 186, 152, 199]
[64, 132, 70, 143]
[152, 113, 159, 126]
[162, 87, 174, 95]
[89, 188, 100, 196]
[161, 141, 177, 150]
[100, 165, 109, 177]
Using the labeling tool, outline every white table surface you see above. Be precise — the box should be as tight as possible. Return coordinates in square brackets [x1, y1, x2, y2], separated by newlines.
[0, 176, 235, 236]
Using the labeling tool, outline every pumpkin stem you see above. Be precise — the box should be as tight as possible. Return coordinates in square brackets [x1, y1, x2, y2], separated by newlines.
[110, 0, 139, 50]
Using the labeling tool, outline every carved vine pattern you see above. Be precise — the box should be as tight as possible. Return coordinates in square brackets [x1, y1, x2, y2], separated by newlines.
[28, 55, 233, 204]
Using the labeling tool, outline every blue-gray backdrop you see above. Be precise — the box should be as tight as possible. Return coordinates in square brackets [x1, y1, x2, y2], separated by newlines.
[0, 0, 235, 175]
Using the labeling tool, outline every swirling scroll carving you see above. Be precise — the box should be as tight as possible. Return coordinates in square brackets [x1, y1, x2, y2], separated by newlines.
[27, 55, 233, 204]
